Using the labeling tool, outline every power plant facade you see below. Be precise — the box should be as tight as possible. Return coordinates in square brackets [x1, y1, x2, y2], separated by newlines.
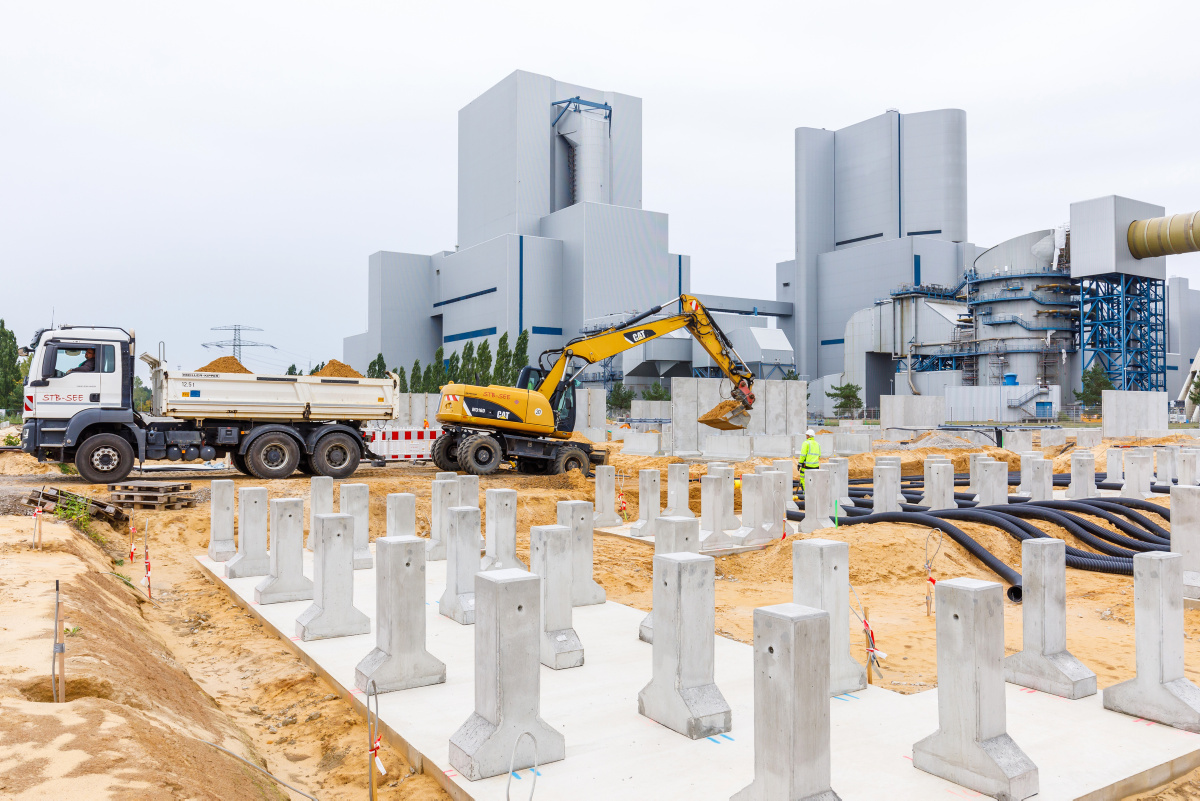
[346, 71, 1200, 418]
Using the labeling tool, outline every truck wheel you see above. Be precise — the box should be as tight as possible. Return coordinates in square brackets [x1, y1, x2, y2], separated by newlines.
[311, 432, 361, 479]
[245, 432, 300, 480]
[458, 434, 502, 476]
[75, 434, 134, 484]
[552, 446, 589, 476]
[231, 451, 251, 475]
[431, 434, 459, 472]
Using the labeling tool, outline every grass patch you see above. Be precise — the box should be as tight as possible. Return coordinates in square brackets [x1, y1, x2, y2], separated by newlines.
[55, 494, 107, 545]
[58, 462, 77, 475]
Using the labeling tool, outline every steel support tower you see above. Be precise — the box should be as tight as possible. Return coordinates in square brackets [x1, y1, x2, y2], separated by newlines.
[1078, 274, 1165, 391]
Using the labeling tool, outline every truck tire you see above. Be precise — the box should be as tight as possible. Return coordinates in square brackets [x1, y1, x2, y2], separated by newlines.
[552, 445, 589, 476]
[311, 432, 361, 479]
[244, 432, 301, 480]
[431, 434, 459, 472]
[458, 434, 503, 476]
[75, 433, 135, 484]
[231, 451, 251, 475]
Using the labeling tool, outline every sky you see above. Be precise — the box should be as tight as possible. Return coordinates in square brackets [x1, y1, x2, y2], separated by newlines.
[3, 1, 1199, 376]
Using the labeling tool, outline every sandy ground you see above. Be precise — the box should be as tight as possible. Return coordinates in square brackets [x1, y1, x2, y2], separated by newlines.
[2, 430, 1200, 797]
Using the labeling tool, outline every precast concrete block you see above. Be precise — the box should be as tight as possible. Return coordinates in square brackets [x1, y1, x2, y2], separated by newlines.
[1171, 486, 1200, 600]
[340, 483, 372, 569]
[976, 461, 1009, 507]
[1068, 453, 1099, 499]
[296, 514, 371, 641]
[826, 457, 853, 512]
[923, 463, 956, 511]
[624, 432, 662, 456]
[639, 516, 701, 643]
[638, 552, 731, 738]
[751, 471, 788, 544]
[1076, 429, 1102, 448]
[671, 377, 700, 455]
[712, 465, 742, 531]
[968, 453, 991, 495]
[774, 458, 802, 513]
[457, 473, 480, 510]
[792, 539, 866, 695]
[425, 479, 460, 561]
[1123, 453, 1154, 499]
[482, 488, 524, 571]
[872, 465, 900, 513]
[439, 506, 480, 625]
[630, 468, 661, 538]
[1156, 446, 1180, 484]
[1041, 428, 1067, 447]
[699, 475, 739, 550]
[662, 463, 693, 517]
[226, 487, 270, 578]
[1103, 552, 1200, 732]
[448, 569, 565, 780]
[875, 455, 906, 503]
[354, 536, 446, 693]
[752, 434, 793, 458]
[763, 379, 787, 435]
[732, 473, 766, 544]
[307, 475, 333, 550]
[1003, 430, 1033, 454]
[731, 603, 840, 801]
[1106, 448, 1124, 483]
[386, 493, 416, 539]
[801, 469, 834, 533]
[255, 499, 312, 604]
[703, 434, 753, 462]
[1179, 451, 1199, 487]
[593, 464, 623, 527]
[1030, 460, 1053, 502]
[208, 479, 236, 561]
[1103, 390, 1169, 438]
[557, 500, 605, 606]
[1016, 452, 1040, 496]
[912, 578, 1039, 800]
[1004, 539, 1097, 698]
[530, 524, 584, 669]
[785, 380, 808, 436]
[832, 431, 871, 456]
[435, 471, 458, 481]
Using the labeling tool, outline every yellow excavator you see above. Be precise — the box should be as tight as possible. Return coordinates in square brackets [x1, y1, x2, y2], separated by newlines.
[433, 294, 756, 475]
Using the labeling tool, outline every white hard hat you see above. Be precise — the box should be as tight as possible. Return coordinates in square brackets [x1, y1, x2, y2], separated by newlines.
[806, 429, 815, 437]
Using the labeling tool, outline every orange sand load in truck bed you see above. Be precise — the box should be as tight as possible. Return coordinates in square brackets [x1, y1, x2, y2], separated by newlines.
[313, 359, 364, 378]
[194, 355, 252, 373]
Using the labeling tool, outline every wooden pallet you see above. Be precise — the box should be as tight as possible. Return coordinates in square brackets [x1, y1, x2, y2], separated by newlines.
[113, 499, 196, 510]
[23, 487, 128, 525]
[107, 480, 192, 493]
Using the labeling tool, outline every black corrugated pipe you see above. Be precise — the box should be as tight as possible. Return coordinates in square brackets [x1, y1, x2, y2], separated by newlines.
[1071, 500, 1171, 540]
[1030, 500, 1170, 547]
[785, 508, 1022, 602]
[979, 504, 1139, 558]
[1072, 496, 1171, 522]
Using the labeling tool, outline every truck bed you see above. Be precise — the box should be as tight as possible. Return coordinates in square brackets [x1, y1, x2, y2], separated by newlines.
[152, 370, 400, 422]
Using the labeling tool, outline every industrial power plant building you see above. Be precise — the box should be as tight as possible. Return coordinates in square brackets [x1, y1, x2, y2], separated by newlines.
[346, 70, 1200, 420]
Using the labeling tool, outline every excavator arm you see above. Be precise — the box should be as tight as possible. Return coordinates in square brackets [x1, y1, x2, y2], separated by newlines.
[536, 294, 757, 429]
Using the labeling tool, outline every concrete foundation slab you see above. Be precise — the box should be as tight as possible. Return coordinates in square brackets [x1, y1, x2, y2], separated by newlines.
[225, 487, 269, 579]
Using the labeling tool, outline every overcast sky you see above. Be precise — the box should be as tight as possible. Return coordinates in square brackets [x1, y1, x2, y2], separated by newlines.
[3, 1, 1199, 376]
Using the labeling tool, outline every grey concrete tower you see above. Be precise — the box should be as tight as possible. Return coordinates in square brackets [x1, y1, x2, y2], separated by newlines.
[782, 109, 968, 380]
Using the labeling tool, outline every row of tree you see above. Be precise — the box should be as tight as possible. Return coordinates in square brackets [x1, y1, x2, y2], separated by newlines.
[363, 330, 531, 393]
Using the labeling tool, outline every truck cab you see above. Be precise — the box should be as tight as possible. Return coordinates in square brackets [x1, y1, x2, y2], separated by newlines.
[21, 326, 143, 483]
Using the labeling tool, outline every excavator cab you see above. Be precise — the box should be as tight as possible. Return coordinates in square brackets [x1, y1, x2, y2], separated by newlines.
[515, 365, 544, 391]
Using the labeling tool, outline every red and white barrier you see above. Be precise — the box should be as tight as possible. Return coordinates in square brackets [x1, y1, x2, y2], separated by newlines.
[365, 428, 441, 461]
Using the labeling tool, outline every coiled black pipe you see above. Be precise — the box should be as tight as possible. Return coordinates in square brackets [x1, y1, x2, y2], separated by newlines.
[1070, 500, 1171, 540]
[787, 508, 1022, 601]
[1031, 500, 1170, 547]
[978, 504, 1138, 559]
[1072, 496, 1171, 522]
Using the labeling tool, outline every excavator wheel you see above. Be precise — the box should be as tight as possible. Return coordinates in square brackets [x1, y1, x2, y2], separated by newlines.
[431, 433, 459, 472]
[552, 445, 589, 476]
[458, 433, 503, 476]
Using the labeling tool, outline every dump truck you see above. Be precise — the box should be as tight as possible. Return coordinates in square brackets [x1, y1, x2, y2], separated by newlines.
[433, 294, 756, 475]
[18, 326, 400, 483]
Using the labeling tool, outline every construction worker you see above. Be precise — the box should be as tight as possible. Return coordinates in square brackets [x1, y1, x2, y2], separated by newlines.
[798, 428, 821, 491]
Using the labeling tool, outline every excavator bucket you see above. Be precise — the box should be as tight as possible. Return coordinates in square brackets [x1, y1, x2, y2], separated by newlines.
[698, 399, 752, 431]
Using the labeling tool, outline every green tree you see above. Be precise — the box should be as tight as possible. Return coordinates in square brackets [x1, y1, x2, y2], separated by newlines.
[1074, 362, 1115, 406]
[422, 363, 433, 395]
[432, 346, 446, 389]
[459, 341, 476, 384]
[0, 320, 22, 413]
[608, 383, 635, 411]
[476, 339, 493, 386]
[395, 365, 408, 393]
[826, 382, 863, 414]
[410, 359, 423, 393]
[285, 364, 298, 375]
[132, 375, 152, 412]
[367, 353, 387, 379]
[494, 332, 512, 386]
[640, 380, 671, 401]
[511, 329, 530, 381]
[445, 351, 460, 385]
[782, 369, 800, 380]
[309, 361, 326, 375]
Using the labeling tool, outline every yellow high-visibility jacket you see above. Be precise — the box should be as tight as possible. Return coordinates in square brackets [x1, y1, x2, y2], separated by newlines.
[799, 436, 821, 469]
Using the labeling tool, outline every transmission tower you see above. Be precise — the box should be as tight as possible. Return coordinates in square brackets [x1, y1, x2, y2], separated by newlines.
[202, 325, 276, 362]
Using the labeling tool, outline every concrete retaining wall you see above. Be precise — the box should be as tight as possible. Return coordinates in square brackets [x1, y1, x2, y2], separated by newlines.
[1103, 390, 1168, 438]
[671, 377, 808, 456]
[702, 435, 753, 461]
[880, 395, 947, 432]
[623, 433, 663, 456]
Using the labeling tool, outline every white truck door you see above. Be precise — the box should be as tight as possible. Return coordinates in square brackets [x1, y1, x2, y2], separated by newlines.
[34, 342, 101, 419]
[96, 344, 123, 407]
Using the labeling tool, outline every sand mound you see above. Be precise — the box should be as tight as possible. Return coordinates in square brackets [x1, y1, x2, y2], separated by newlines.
[0, 450, 59, 475]
[194, 356, 251, 373]
[312, 359, 363, 378]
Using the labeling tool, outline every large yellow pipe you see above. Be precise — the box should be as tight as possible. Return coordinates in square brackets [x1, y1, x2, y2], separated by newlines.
[1128, 211, 1200, 259]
